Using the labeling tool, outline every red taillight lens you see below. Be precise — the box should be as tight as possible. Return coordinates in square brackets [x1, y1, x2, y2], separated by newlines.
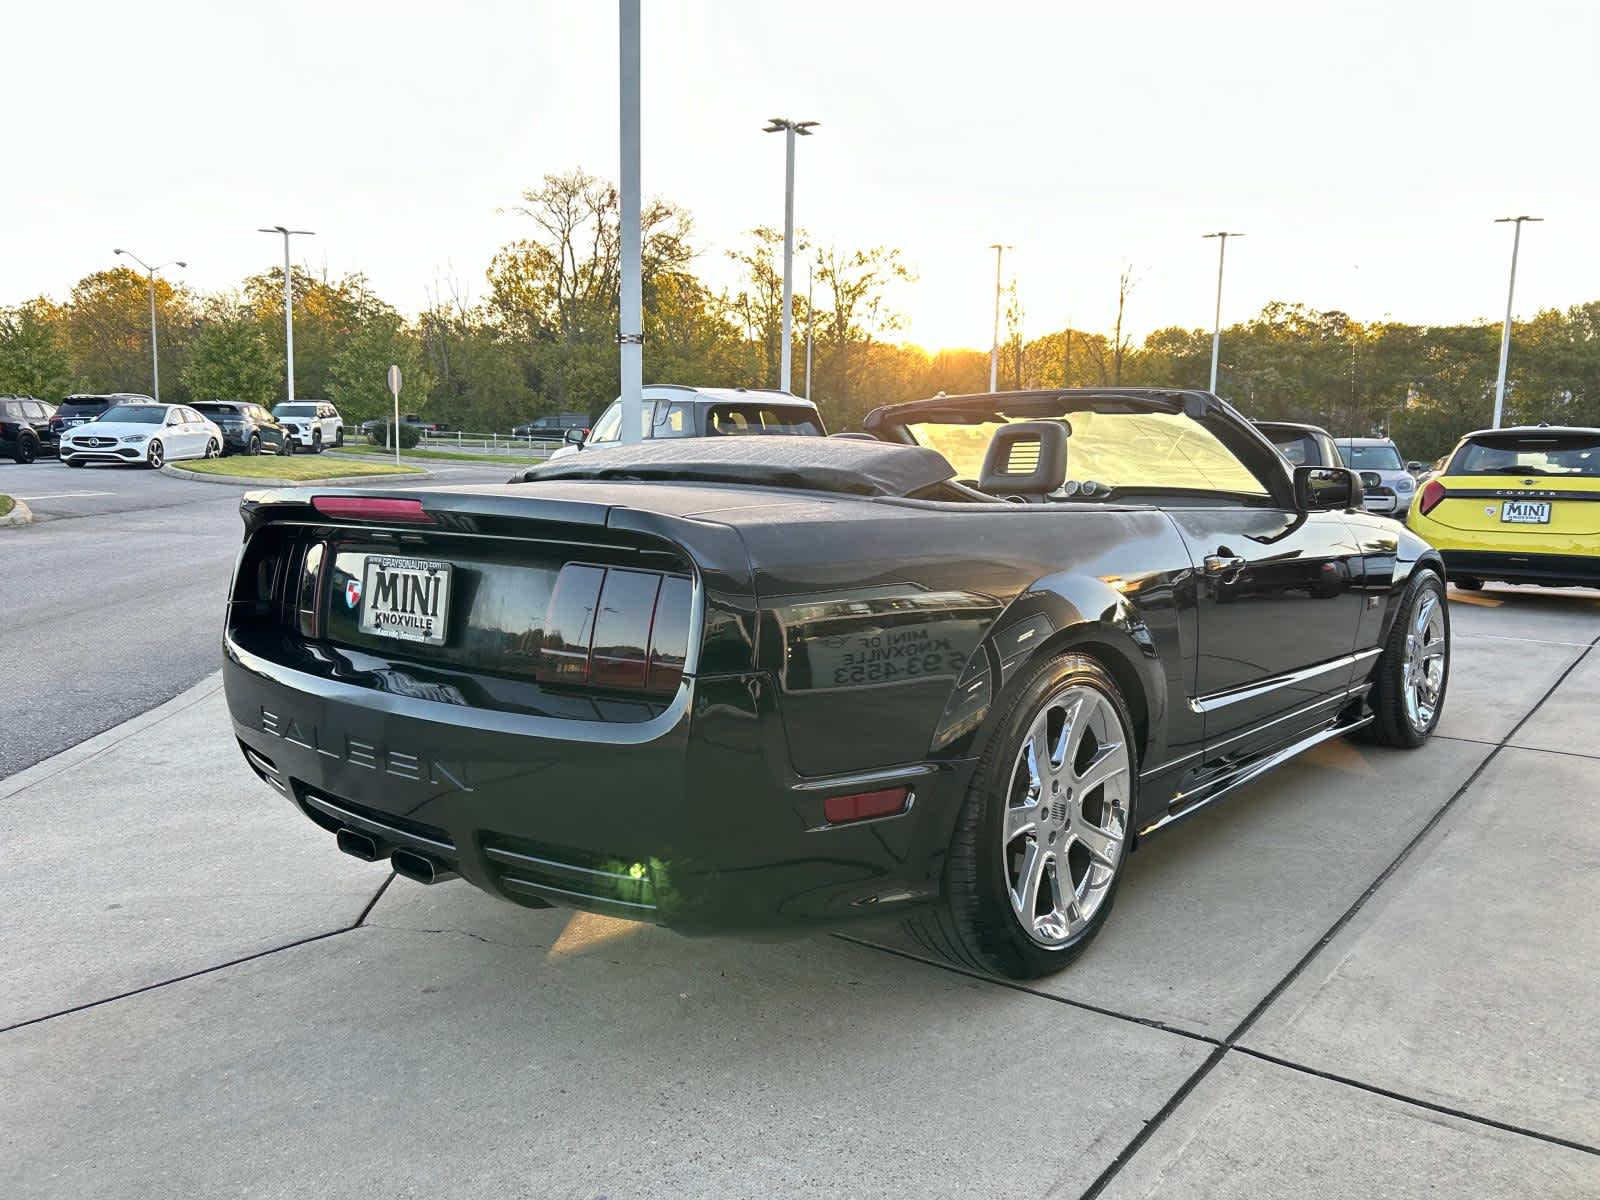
[533, 563, 691, 696]
[823, 787, 911, 825]
[311, 495, 434, 524]
[1418, 480, 1446, 517]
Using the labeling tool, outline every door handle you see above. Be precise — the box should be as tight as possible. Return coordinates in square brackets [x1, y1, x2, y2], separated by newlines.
[1203, 555, 1246, 578]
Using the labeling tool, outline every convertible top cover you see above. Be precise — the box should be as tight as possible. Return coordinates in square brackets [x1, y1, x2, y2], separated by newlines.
[515, 436, 957, 497]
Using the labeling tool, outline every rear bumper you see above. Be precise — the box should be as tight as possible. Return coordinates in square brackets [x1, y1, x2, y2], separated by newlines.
[1440, 549, 1600, 587]
[223, 637, 965, 934]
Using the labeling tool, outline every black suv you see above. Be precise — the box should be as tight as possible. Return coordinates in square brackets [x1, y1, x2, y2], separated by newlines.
[191, 401, 295, 456]
[50, 393, 154, 439]
[512, 412, 589, 437]
[0, 396, 58, 462]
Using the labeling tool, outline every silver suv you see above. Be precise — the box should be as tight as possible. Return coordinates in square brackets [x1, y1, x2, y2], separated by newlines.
[1335, 436, 1414, 516]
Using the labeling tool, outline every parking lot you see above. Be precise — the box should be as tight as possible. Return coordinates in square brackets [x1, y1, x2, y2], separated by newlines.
[2, 454, 1597, 1197]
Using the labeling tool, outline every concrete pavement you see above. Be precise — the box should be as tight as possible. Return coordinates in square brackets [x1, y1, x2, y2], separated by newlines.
[2, 583, 1597, 1197]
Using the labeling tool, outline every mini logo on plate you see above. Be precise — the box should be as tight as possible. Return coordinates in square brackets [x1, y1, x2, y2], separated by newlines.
[345, 579, 363, 608]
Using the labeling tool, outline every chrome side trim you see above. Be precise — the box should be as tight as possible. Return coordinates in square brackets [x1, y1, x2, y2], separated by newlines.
[1188, 647, 1381, 715]
[790, 762, 939, 793]
[1203, 691, 1350, 757]
[1137, 713, 1374, 839]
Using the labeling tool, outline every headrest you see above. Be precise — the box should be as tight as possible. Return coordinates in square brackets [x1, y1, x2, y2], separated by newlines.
[979, 421, 1070, 496]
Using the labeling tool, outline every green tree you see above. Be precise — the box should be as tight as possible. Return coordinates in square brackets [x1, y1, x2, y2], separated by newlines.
[61, 268, 199, 400]
[183, 317, 278, 404]
[329, 312, 431, 425]
[0, 299, 73, 399]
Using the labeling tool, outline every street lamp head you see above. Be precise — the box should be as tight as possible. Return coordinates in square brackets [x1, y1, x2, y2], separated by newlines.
[1203, 231, 1247, 239]
[1494, 215, 1544, 224]
[763, 117, 818, 134]
[113, 247, 125, 256]
[175, 261, 187, 269]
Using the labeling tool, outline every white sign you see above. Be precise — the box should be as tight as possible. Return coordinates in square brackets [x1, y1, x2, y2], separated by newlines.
[387, 364, 402, 396]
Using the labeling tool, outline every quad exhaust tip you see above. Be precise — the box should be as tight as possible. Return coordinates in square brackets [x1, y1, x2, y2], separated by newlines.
[391, 848, 458, 886]
[335, 827, 386, 862]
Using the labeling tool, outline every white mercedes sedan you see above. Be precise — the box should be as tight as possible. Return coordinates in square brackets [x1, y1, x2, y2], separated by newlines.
[60, 402, 223, 469]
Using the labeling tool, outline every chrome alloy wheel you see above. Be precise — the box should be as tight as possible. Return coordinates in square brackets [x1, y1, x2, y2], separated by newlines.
[1002, 683, 1131, 947]
[1402, 591, 1447, 731]
[148, 439, 164, 469]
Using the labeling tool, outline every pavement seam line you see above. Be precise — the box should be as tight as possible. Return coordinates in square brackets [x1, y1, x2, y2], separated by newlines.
[832, 932, 1221, 1046]
[1232, 1046, 1600, 1159]
[1076, 629, 1600, 1200]
[356, 872, 396, 925]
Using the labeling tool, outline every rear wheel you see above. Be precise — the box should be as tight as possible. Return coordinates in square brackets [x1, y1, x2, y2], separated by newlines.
[1367, 570, 1449, 748]
[905, 652, 1135, 980]
[205, 438, 221, 459]
[334, 426, 344, 447]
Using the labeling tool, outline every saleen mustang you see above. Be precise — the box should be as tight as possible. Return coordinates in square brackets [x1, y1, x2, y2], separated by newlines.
[223, 388, 1451, 979]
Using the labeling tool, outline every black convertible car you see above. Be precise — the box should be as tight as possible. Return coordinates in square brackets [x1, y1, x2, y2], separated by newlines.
[222, 388, 1451, 979]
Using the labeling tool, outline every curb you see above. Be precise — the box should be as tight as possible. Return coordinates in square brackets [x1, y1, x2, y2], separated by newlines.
[0, 497, 34, 528]
[160, 464, 433, 487]
[0, 673, 223, 802]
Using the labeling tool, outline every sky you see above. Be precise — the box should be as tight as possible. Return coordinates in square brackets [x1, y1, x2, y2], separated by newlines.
[4, 0, 1595, 351]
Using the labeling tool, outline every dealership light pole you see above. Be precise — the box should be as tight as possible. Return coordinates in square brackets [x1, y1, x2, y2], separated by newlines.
[989, 243, 1012, 392]
[1492, 215, 1541, 428]
[113, 249, 185, 401]
[1203, 231, 1244, 394]
[804, 261, 815, 401]
[618, 0, 643, 443]
[258, 226, 315, 405]
[763, 117, 818, 394]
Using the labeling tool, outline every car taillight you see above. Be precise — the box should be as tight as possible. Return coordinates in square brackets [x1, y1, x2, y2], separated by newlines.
[311, 495, 434, 524]
[533, 563, 691, 695]
[1418, 480, 1446, 516]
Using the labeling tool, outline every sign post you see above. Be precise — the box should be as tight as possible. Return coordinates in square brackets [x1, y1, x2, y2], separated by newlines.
[386, 364, 402, 465]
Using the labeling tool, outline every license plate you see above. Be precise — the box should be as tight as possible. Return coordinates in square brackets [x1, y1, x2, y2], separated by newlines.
[357, 555, 452, 645]
[1501, 500, 1551, 524]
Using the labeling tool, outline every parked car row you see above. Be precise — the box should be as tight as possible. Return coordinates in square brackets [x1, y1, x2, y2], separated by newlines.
[4, 393, 353, 468]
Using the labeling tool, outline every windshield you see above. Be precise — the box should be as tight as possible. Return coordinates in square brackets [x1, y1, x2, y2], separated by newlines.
[1449, 434, 1600, 477]
[1338, 443, 1403, 471]
[100, 405, 164, 424]
[273, 404, 317, 418]
[905, 410, 1267, 495]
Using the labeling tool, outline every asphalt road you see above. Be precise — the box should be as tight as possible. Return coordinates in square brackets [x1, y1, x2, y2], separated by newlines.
[0, 456, 517, 780]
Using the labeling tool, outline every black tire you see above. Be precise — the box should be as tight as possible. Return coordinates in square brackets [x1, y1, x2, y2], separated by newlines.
[1454, 577, 1484, 592]
[1366, 569, 1449, 748]
[904, 651, 1136, 980]
[13, 432, 38, 464]
[283, 436, 296, 456]
[147, 439, 165, 470]
[334, 427, 344, 447]
[247, 434, 261, 456]
[66, 457, 84, 468]
[311, 430, 323, 454]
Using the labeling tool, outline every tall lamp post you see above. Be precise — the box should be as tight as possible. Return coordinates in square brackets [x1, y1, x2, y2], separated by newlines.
[763, 117, 819, 394]
[989, 243, 1013, 392]
[1203, 231, 1244, 394]
[618, 0, 643, 442]
[1492, 215, 1541, 428]
[258, 226, 315, 406]
[113, 249, 186, 401]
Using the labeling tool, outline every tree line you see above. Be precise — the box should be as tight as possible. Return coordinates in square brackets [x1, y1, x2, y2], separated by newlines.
[2, 168, 1596, 460]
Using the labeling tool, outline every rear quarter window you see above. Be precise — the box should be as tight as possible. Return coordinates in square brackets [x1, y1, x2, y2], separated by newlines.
[706, 404, 824, 436]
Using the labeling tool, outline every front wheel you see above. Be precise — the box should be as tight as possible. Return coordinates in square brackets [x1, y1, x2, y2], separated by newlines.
[13, 433, 38, 464]
[247, 434, 261, 456]
[311, 430, 323, 454]
[66, 457, 85, 468]
[147, 440, 165, 470]
[1367, 570, 1449, 747]
[283, 435, 296, 456]
[905, 652, 1135, 980]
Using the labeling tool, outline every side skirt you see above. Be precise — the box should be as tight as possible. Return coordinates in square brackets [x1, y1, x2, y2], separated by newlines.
[1136, 711, 1374, 840]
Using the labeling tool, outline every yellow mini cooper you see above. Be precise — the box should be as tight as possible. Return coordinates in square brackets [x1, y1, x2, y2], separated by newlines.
[1408, 424, 1600, 590]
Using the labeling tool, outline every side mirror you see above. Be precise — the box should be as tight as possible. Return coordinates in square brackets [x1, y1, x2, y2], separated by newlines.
[1295, 465, 1364, 511]
[564, 427, 587, 446]
[1406, 460, 1425, 476]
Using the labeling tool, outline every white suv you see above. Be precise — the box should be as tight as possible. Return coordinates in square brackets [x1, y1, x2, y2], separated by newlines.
[271, 401, 344, 452]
